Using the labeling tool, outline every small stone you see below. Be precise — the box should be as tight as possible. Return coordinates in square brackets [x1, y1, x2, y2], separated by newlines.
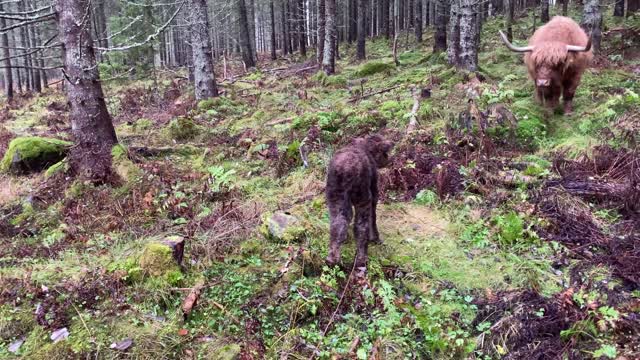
[139, 242, 182, 276]
[261, 211, 306, 243]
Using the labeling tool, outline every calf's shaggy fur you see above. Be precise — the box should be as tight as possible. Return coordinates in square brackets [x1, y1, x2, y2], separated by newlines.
[326, 135, 393, 268]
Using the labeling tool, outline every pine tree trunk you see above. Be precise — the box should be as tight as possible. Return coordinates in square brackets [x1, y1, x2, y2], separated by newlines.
[247, 0, 257, 60]
[188, 0, 218, 100]
[348, 0, 357, 43]
[506, 0, 514, 41]
[383, 0, 390, 38]
[628, 0, 640, 15]
[238, 0, 257, 67]
[28, 4, 42, 94]
[541, 0, 549, 22]
[433, 0, 448, 52]
[613, 0, 624, 16]
[0, 3, 13, 100]
[459, 0, 478, 71]
[317, 0, 326, 62]
[582, 0, 602, 53]
[323, 0, 336, 74]
[282, 0, 291, 54]
[425, 0, 430, 27]
[415, 0, 422, 41]
[299, 0, 308, 56]
[270, 0, 278, 59]
[448, 0, 461, 66]
[562, 0, 568, 16]
[357, 0, 367, 59]
[56, 0, 119, 181]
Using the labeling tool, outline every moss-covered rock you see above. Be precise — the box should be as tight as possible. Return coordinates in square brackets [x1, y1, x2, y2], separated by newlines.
[260, 211, 306, 243]
[139, 242, 181, 277]
[0, 137, 71, 175]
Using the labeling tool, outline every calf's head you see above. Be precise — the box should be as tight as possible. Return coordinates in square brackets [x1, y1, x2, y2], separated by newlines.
[353, 135, 394, 168]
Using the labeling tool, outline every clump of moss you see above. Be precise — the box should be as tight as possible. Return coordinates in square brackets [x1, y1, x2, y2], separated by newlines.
[44, 159, 67, 178]
[355, 61, 395, 77]
[168, 116, 199, 141]
[133, 118, 153, 131]
[197, 97, 245, 117]
[0, 136, 71, 174]
[311, 71, 347, 87]
[111, 144, 141, 182]
[139, 242, 181, 277]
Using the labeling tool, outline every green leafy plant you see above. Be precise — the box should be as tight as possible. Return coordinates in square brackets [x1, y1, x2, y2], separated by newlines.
[207, 166, 237, 193]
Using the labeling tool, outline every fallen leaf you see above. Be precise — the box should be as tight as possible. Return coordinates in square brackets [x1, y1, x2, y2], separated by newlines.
[51, 328, 69, 343]
[178, 328, 189, 336]
[8, 338, 25, 353]
[110, 338, 133, 351]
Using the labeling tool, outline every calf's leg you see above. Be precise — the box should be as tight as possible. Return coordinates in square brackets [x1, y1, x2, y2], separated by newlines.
[327, 193, 353, 266]
[354, 203, 371, 268]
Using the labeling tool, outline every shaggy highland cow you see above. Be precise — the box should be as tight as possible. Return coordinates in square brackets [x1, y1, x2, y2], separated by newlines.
[326, 135, 393, 269]
[500, 16, 593, 114]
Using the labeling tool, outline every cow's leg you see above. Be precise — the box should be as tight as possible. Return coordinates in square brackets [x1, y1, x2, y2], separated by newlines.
[354, 202, 371, 268]
[327, 192, 352, 266]
[562, 77, 580, 115]
[369, 176, 382, 245]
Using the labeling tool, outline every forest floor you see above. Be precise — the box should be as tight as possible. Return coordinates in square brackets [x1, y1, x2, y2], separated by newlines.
[1, 9, 640, 360]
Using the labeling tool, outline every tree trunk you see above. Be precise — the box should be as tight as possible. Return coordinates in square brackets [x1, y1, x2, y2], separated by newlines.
[188, 0, 218, 100]
[317, 0, 326, 63]
[425, 0, 430, 27]
[247, 0, 257, 60]
[322, 0, 336, 74]
[348, 0, 357, 43]
[448, 0, 460, 65]
[541, 0, 549, 22]
[282, 0, 291, 55]
[562, 0, 568, 15]
[383, 0, 390, 38]
[299, 0, 307, 56]
[56, 0, 119, 182]
[582, 0, 602, 53]
[506, 0, 514, 41]
[238, 0, 257, 67]
[459, 0, 478, 71]
[28, 5, 42, 93]
[357, 0, 367, 59]
[628, 0, 640, 15]
[0, 3, 13, 101]
[613, 0, 624, 16]
[433, 0, 448, 52]
[270, 0, 278, 59]
[415, 0, 423, 41]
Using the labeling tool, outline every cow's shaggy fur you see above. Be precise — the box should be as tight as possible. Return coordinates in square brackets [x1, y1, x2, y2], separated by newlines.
[326, 135, 393, 268]
[523, 16, 593, 113]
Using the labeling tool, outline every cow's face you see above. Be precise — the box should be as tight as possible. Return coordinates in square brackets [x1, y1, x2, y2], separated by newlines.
[535, 65, 555, 88]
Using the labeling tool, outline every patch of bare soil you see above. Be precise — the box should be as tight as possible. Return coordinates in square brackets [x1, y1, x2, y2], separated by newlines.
[113, 80, 195, 126]
[0, 269, 126, 331]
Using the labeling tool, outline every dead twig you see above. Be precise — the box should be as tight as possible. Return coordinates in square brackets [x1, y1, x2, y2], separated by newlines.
[348, 85, 402, 103]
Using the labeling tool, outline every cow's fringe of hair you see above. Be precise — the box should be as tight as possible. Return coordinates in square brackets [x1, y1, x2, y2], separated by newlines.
[528, 42, 570, 66]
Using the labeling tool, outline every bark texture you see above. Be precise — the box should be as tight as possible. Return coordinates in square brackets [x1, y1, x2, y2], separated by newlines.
[433, 0, 448, 52]
[317, 0, 326, 63]
[582, 0, 602, 53]
[459, 0, 478, 71]
[188, 0, 218, 100]
[238, 0, 256, 67]
[0, 3, 14, 100]
[447, 0, 460, 65]
[357, 0, 367, 59]
[56, 0, 119, 181]
[323, 0, 337, 74]
[613, 0, 624, 17]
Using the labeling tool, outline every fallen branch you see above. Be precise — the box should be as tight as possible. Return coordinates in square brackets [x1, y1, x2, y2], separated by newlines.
[347, 85, 402, 103]
[406, 87, 421, 133]
[181, 280, 205, 320]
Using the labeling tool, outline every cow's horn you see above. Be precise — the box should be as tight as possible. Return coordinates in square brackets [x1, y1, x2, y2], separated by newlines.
[499, 31, 534, 52]
[566, 37, 592, 52]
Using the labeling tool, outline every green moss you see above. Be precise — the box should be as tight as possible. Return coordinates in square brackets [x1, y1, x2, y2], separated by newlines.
[134, 118, 153, 131]
[197, 97, 246, 117]
[0, 305, 36, 342]
[355, 61, 395, 77]
[168, 117, 199, 141]
[0, 136, 71, 174]
[311, 71, 348, 87]
[112, 144, 141, 182]
[43, 159, 67, 178]
[260, 212, 307, 244]
[139, 242, 180, 277]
